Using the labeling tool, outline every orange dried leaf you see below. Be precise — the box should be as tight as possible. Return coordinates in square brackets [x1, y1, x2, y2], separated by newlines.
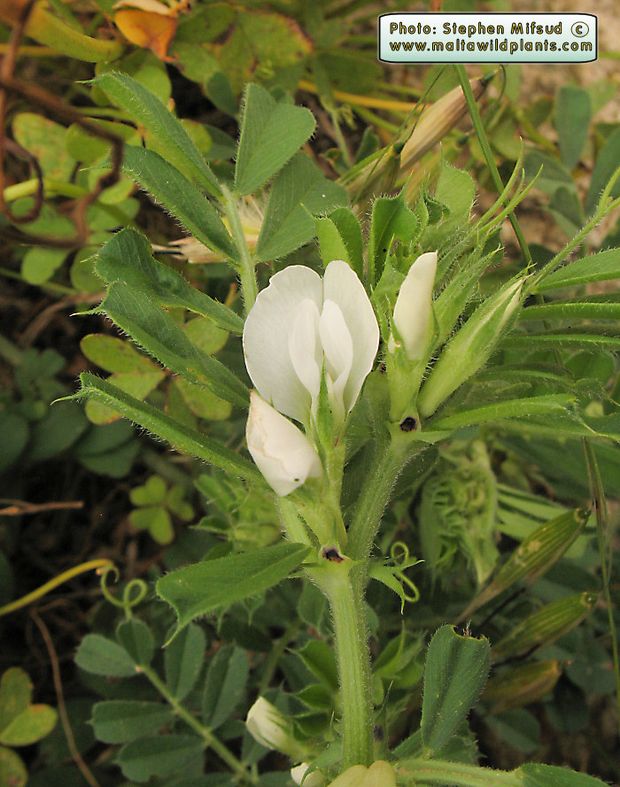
[114, 8, 177, 59]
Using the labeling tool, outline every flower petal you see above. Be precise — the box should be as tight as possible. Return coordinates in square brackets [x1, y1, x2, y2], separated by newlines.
[319, 300, 353, 424]
[323, 260, 379, 412]
[246, 392, 322, 496]
[289, 298, 322, 411]
[393, 251, 437, 360]
[243, 266, 322, 423]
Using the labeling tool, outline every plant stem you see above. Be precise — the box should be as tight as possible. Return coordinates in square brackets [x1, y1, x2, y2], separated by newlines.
[0, 334, 22, 366]
[222, 185, 258, 315]
[140, 664, 255, 784]
[397, 759, 521, 786]
[347, 438, 412, 563]
[454, 65, 532, 268]
[321, 567, 373, 767]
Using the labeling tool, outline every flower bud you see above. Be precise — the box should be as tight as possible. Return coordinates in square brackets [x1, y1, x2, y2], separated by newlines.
[389, 251, 437, 360]
[245, 697, 305, 759]
[418, 278, 524, 418]
[246, 392, 322, 497]
[400, 76, 490, 171]
[291, 763, 326, 786]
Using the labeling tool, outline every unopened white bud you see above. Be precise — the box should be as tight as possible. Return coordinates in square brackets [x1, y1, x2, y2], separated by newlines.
[246, 392, 322, 497]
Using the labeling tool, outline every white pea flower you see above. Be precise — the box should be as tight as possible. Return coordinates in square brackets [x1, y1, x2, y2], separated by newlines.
[245, 697, 304, 759]
[246, 391, 322, 497]
[291, 763, 326, 786]
[243, 261, 379, 427]
[389, 251, 438, 360]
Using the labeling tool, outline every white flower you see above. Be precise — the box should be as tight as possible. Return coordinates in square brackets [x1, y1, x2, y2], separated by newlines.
[291, 763, 326, 786]
[245, 697, 303, 758]
[243, 261, 379, 427]
[246, 391, 322, 497]
[389, 251, 437, 360]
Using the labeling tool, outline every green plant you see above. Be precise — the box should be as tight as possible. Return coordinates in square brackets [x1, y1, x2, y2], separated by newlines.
[56, 72, 620, 785]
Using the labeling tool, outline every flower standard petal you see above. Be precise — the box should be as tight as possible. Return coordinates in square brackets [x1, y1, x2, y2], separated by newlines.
[392, 251, 437, 360]
[246, 392, 322, 497]
[322, 260, 379, 413]
[243, 266, 322, 423]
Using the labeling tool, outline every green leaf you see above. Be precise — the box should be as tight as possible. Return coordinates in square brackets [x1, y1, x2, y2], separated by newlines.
[585, 127, 620, 214]
[96, 229, 243, 334]
[86, 370, 165, 425]
[316, 216, 349, 268]
[525, 150, 573, 196]
[555, 86, 591, 170]
[503, 332, 620, 352]
[434, 162, 475, 224]
[535, 248, 620, 291]
[98, 283, 247, 407]
[0, 412, 29, 473]
[519, 763, 609, 787]
[75, 634, 137, 678]
[184, 316, 229, 354]
[130, 506, 174, 544]
[26, 401, 89, 462]
[519, 299, 620, 322]
[234, 83, 315, 195]
[201, 645, 248, 730]
[0, 747, 27, 787]
[174, 378, 232, 422]
[81, 334, 159, 374]
[116, 734, 204, 782]
[0, 706, 57, 747]
[13, 113, 73, 180]
[131, 475, 168, 505]
[91, 701, 174, 744]
[121, 146, 235, 259]
[165, 624, 206, 701]
[255, 153, 346, 262]
[21, 248, 68, 285]
[74, 374, 260, 482]
[368, 193, 417, 285]
[421, 625, 490, 756]
[432, 395, 575, 431]
[94, 71, 220, 196]
[0, 669, 32, 731]
[116, 619, 155, 666]
[297, 641, 338, 692]
[74, 420, 139, 479]
[320, 207, 364, 277]
[156, 542, 310, 634]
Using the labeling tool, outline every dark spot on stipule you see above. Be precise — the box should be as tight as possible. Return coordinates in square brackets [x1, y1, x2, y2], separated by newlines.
[322, 547, 344, 562]
[399, 416, 417, 432]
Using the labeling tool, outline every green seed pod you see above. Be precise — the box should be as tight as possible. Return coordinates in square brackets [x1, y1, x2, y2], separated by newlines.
[482, 660, 562, 714]
[492, 592, 598, 662]
[459, 506, 590, 621]
[418, 277, 525, 418]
